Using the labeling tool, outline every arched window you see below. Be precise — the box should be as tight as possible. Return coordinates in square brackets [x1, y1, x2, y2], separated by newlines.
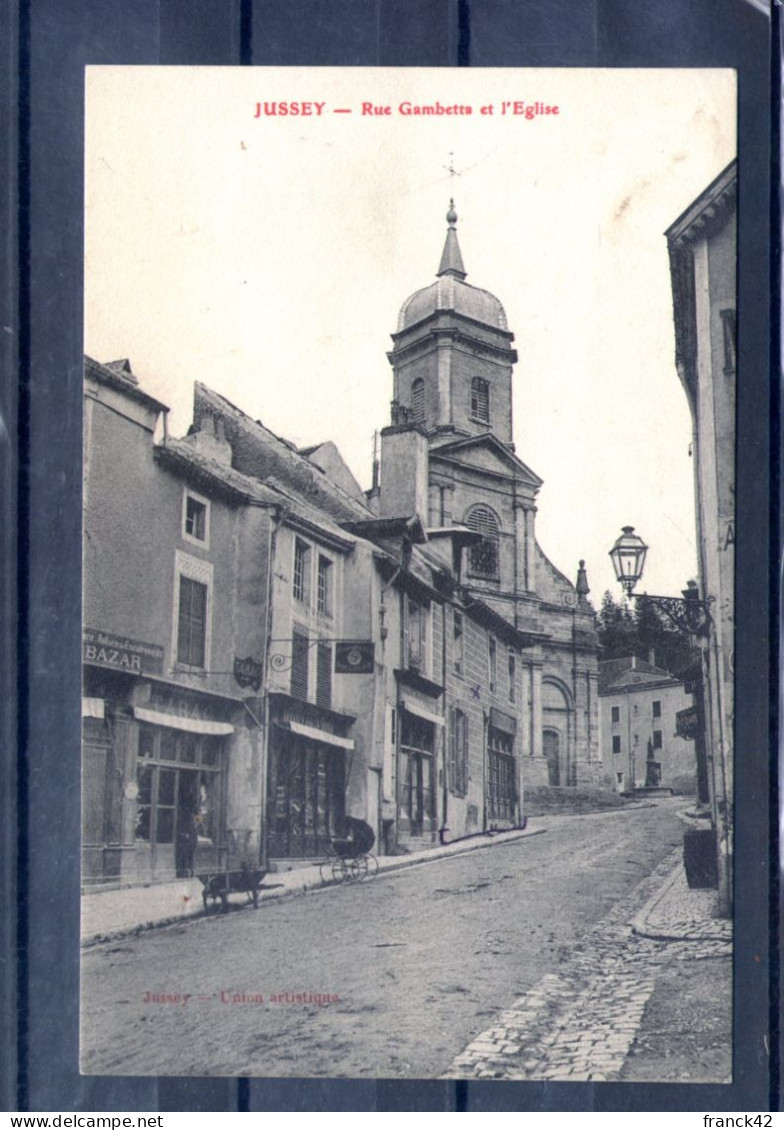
[470, 377, 490, 423]
[411, 378, 426, 424]
[465, 504, 500, 578]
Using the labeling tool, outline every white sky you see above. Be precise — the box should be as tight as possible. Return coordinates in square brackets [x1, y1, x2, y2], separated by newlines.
[85, 67, 736, 604]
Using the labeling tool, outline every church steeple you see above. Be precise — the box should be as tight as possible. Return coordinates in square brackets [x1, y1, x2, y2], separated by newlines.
[437, 200, 467, 280]
[390, 202, 517, 443]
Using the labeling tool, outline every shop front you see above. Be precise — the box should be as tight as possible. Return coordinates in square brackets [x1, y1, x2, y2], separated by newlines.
[396, 698, 445, 844]
[266, 693, 355, 863]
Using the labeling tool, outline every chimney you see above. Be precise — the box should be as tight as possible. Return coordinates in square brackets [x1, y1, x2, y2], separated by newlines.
[377, 424, 428, 526]
[186, 413, 233, 466]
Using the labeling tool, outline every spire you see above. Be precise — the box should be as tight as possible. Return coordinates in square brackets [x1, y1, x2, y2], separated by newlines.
[437, 199, 467, 280]
[576, 559, 591, 607]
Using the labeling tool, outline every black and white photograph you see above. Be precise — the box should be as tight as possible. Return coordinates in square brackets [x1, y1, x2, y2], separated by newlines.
[79, 66, 736, 1083]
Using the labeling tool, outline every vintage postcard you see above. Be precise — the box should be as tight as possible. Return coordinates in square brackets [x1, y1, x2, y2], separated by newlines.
[80, 67, 736, 1081]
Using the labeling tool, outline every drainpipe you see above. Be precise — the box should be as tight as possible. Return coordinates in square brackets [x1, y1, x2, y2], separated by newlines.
[257, 502, 285, 871]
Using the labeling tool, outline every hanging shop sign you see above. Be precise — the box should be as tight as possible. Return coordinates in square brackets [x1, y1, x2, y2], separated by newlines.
[83, 627, 164, 675]
[334, 641, 375, 674]
[675, 705, 699, 740]
[233, 655, 263, 692]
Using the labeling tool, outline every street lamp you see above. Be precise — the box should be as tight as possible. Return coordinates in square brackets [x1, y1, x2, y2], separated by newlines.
[608, 526, 648, 596]
[607, 527, 729, 915]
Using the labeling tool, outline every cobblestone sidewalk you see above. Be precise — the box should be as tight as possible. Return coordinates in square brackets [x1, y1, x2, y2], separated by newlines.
[442, 849, 732, 1082]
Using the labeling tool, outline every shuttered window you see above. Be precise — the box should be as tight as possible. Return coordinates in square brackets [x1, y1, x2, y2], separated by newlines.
[411, 378, 426, 424]
[316, 640, 332, 709]
[290, 626, 310, 700]
[177, 577, 207, 667]
[466, 505, 500, 578]
[470, 377, 490, 422]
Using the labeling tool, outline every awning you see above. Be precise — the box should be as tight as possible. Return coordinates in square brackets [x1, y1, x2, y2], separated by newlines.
[288, 720, 355, 750]
[401, 698, 445, 727]
[133, 706, 234, 736]
[82, 697, 105, 719]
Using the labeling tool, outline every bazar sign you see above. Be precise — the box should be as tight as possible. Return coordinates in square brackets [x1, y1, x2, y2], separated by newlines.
[83, 628, 164, 675]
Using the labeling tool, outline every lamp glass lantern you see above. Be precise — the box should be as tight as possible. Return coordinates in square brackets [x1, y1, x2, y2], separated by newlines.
[609, 526, 648, 595]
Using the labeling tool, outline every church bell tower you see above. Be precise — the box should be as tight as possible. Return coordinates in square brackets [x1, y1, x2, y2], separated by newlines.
[388, 202, 518, 446]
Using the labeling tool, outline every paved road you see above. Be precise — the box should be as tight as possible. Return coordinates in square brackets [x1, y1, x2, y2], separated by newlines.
[81, 800, 684, 1079]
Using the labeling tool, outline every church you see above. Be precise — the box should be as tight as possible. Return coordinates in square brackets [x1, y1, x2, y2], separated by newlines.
[369, 200, 601, 795]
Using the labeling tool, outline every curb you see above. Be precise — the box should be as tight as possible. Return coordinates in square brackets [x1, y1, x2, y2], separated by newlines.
[628, 853, 732, 944]
[81, 824, 547, 949]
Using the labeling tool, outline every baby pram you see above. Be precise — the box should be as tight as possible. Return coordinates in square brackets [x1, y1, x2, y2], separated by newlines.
[319, 817, 378, 883]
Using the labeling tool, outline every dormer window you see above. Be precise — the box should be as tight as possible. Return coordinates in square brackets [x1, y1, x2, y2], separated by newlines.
[411, 378, 426, 425]
[466, 504, 500, 579]
[470, 377, 489, 423]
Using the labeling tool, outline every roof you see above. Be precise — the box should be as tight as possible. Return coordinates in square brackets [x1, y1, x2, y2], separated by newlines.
[598, 657, 682, 695]
[84, 356, 169, 414]
[396, 202, 509, 334]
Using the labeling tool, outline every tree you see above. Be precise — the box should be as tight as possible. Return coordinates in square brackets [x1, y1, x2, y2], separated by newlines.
[596, 590, 694, 678]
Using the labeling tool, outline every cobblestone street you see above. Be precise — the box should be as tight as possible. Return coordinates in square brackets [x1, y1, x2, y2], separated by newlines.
[444, 849, 731, 1081]
[81, 799, 731, 1081]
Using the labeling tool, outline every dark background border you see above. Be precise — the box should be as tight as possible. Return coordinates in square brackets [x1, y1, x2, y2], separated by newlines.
[7, 0, 775, 1113]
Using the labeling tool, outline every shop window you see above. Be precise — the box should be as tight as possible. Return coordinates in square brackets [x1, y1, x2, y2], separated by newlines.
[291, 626, 310, 700]
[453, 611, 464, 676]
[466, 505, 500, 579]
[399, 710, 436, 837]
[652, 700, 661, 719]
[653, 730, 662, 749]
[177, 576, 207, 667]
[317, 555, 333, 616]
[293, 539, 311, 605]
[316, 639, 332, 709]
[487, 727, 516, 822]
[183, 491, 209, 547]
[449, 707, 468, 796]
[612, 735, 622, 754]
[470, 377, 490, 423]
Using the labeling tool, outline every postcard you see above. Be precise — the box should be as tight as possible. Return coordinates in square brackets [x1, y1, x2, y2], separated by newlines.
[79, 66, 736, 1081]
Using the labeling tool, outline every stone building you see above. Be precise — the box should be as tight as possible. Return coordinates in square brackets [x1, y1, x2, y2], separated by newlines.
[666, 160, 736, 910]
[598, 657, 696, 795]
[370, 202, 601, 793]
[81, 203, 603, 883]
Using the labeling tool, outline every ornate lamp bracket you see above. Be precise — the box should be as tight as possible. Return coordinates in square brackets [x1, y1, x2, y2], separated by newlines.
[635, 590, 714, 639]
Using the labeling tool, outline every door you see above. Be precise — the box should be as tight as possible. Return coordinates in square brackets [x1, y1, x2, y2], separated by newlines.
[543, 728, 560, 786]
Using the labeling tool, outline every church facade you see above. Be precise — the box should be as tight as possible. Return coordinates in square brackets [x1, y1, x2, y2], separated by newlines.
[370, 202, 601, 797]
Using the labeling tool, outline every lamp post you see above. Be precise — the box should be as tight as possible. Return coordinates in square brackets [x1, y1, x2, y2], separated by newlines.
[608, 527, 731, 917]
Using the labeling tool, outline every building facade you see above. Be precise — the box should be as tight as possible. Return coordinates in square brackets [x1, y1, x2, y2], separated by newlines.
[666, 161, 736, 910]
[598, 658, 696, 794]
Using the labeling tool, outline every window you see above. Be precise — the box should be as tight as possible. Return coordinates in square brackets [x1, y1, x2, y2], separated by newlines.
[488, 636, 497, 694]
[449, 708, 468, 796]
[466, 505, 500, 579]
[487, 727, 516, 822]
[177, 577, 207, 667]
[612, 735, 622, 754]
[317, 555, 333, 616]
[611, 705, 620, 725]
[316, 640, 332, 709]
[652, 700, 661, 719]
[411, 378, 426, 424]
[453, 612, 464, 676]
[293, 539, 311, 605]
[182, 490, 209, 547]
[407, 599, 429, 673]
[470, 377, 490, 423]
[652, 730, 662, 750]
[508, 648, 516, 703]
[290, 626, 310, 700]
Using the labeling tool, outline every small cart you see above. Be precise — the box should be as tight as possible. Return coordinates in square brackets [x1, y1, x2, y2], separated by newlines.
[198, 865, 268, 913]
